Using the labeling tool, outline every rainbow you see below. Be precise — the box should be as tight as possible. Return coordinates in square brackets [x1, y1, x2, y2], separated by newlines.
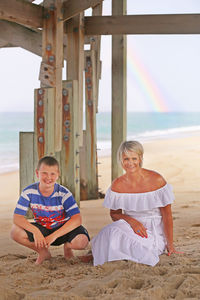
[127, 45, 169, 112]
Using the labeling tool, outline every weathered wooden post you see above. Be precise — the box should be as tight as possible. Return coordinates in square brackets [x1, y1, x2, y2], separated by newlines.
[66, 13, 84, 146]
[34, 87, 55, 160]
[79, 4, 102, 200]
[19, 132, 35, 218]
[60, 80, 80, 205]
[90, 2, 102, 112]
[112, 0, 127, 180]
[40, 0, 63, 152]
[84, 50, 98, 199]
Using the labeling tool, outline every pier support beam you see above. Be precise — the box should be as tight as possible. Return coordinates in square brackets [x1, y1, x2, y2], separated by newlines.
[85, 50, 98, 199]
[41, 0, 63, 152]
[60, 80, 80, 205]
[19, 132, 34, 218]
[34, 87, 55, 160]
[90, 2, 102, 112]
[111, 0, 127, 180]
[80, 50, 98, 200]
[66, 13, 84, 146]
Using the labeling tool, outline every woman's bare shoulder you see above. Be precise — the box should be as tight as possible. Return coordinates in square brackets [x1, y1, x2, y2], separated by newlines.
[143, 168, 167, 189]
[111, 175, 126, 192]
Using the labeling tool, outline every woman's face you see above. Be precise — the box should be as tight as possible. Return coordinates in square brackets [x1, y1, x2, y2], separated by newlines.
[121, 151, 141, 174]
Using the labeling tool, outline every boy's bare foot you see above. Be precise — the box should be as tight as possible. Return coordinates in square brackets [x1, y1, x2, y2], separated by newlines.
[64, 247, 74, 259]
[35, 250, 51, 265]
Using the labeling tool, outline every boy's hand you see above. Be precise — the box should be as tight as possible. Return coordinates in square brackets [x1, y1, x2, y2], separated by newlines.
[33, 230, 47, 249]
[45, 233, 57, 247]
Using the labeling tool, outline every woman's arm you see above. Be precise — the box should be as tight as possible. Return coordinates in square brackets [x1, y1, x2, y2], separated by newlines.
[110, 209, 148, 238]
[160, 204, 176, 255]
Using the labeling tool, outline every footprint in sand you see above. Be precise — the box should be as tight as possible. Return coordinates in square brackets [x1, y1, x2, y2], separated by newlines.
[191, 224, 200, 227]
[0, 254, 27, 261]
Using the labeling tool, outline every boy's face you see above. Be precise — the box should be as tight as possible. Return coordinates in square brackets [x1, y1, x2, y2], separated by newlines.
[36, 163, 59, 190]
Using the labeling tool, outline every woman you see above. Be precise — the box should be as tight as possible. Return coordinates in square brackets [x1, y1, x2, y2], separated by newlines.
[91, 140, 180, 266]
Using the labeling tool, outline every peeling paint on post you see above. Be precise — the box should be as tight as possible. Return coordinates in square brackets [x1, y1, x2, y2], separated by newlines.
[34, 87, 55, 160]
[36, 88, 45, 159]
[42, 0, 63, 152]
[60, 80, 80, 206]
[84, 50, 98, 199]
[62, 87, 70, 166]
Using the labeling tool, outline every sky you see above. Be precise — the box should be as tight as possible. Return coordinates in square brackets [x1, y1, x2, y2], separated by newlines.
[1, 0, 200, 112]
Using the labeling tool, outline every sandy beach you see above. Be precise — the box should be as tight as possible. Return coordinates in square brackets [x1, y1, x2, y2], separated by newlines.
[0, 136, 200, 300]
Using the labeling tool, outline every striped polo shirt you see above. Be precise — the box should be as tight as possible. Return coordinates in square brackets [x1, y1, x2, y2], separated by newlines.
[14, 182, 80, 229]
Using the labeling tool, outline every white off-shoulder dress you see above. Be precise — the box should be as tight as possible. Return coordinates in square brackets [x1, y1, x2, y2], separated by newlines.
[91, 184, 174, 267]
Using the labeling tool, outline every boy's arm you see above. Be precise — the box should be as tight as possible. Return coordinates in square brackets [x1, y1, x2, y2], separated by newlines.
[45, 213, 82, 247]
[13, 214, 47, 248]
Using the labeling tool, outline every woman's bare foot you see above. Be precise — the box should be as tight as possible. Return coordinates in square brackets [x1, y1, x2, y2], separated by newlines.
[35, 249, 51, 265]
[78, 254, 93, 263]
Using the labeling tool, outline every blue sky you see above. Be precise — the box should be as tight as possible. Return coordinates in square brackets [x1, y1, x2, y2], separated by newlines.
[1, 0, 200, 112]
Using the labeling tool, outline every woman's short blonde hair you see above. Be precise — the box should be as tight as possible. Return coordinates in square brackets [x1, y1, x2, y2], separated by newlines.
[117, 140, 144, 167]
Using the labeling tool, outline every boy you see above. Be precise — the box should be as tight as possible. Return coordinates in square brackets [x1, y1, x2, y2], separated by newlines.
[10, 156, 90, 264]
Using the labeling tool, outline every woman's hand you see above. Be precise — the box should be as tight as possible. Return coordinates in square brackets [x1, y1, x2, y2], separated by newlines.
[110, 209, 148, 238]
[129, 219, 148, 238]
[167, 244, 184, 256]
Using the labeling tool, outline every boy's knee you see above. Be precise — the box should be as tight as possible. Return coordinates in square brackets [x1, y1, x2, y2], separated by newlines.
[71, 234, 89, 249]
[10, 225, 17, 241]
[10, 225, 23, 241]
[79, 234, 89, 249]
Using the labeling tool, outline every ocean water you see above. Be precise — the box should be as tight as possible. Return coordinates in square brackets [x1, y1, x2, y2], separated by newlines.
[1, 111, 200, 173]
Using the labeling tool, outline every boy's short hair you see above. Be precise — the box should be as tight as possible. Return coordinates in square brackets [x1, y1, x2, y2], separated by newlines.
[37, 156, 59, 170]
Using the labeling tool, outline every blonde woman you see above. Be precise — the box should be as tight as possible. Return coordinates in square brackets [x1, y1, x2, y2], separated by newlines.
[91, 141, 181, 266]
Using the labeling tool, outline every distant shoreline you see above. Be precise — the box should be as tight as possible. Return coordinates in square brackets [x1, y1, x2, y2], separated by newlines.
[1, 130, 200, 175]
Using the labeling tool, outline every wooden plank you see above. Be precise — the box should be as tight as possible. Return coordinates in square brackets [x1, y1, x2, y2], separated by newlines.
[90, 2, 102, 113]
[66, 14, 84, 146]
[55, 0, 63, 152]
[80, 130, 87, 200]
[39, 62, 56, 86]
[62, 0, 103, 22]
[112, 0, 127, 180]
[42, 0, 63, 152]
[34, 87, 55, 159]
[19, 132, 35, 192]
[78, 13, 84, 146]
[0, 21, 69, 58]
[19, 132, 34, 219]
[60, 80, 80, 205]
[85, 14, 200, 35]
[0, 20, 42, 56]
[84, 50, 98, 199]
[0, 0, 43, 29]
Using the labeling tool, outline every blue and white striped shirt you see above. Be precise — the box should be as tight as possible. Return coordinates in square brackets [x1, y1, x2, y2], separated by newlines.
[14, 183, 80, 229]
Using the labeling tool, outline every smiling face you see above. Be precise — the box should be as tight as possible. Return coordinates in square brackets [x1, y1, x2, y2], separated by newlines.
[121, 151, 142, 174]
[36, 163, 59, 193]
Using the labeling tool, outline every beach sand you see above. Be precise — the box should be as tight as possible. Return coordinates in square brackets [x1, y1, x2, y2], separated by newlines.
[0, 136, 200, 300]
